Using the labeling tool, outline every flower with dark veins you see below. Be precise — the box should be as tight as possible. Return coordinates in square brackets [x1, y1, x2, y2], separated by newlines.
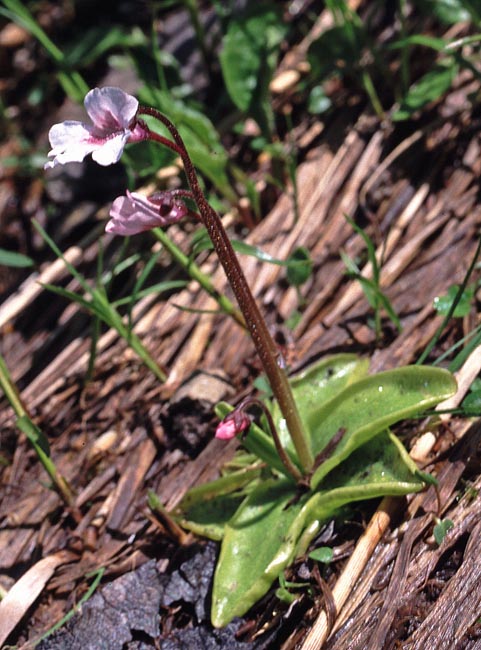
[45, 87, 148, 169]
[106, 190, 189, 236]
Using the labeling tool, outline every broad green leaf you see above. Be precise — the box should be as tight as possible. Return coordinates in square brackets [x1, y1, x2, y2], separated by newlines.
[211, 430, 424, 627]
[217, 356, 370, 477]
[0, 248, 34, 268]
[172, 467, 262, 540]
[433, 284, 474, 317]
[219, 3, 287, 135]
[289, 354, 370, 413]
[314, 431, 422, 495]
[309, 366, 456, 489]
[299, 431, 424, 551]
[273, 354, 370, 452]
[177, 467, 262, 513]
[290, 354, 370, 394]
[176, 492, 249, 541]
[211, 478, 300, 627]
[392, 63, 458, 121]
[298, 432, 424, 553]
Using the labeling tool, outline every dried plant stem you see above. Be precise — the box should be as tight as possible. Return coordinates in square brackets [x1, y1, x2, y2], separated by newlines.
[140, 106, 314, 473]
[299, 497, 397, 650]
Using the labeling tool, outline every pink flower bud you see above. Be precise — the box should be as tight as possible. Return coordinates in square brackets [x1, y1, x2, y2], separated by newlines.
[106, 191, 188, 236]
[45, 87, 148, 169]
[215, 411, 251, 440]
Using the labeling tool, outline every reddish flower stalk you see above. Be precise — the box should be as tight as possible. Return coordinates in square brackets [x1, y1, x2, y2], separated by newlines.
[139, 106, 314, 474]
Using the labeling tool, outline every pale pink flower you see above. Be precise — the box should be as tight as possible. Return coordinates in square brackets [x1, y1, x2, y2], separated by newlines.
[215, 411, 251, 440]
[106, 190, 188, 236]
[45, 87, 147, 169]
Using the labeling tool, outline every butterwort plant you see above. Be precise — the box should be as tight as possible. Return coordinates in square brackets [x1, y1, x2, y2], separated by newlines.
[46, 87, 457, 627]
[46, 85, 313, 478]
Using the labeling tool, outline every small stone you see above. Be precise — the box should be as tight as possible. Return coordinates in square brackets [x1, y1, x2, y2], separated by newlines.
[172, 370, 234, 404]
[0, 23, 29, 48]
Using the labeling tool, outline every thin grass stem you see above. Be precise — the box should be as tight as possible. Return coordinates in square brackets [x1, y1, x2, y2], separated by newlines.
[0, 355, 74, 506]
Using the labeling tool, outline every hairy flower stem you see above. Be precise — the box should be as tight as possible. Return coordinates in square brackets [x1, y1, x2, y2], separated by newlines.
[139, 106, 314, 473]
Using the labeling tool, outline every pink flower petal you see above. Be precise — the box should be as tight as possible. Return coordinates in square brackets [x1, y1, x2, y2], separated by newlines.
[215, 419, 240, 440]
[215, 412, 251, 440]
[91, 132, 130, 166]
[45, 87, 142, 169]
[84, 87, 138, 132]
[44, 122, 98, 169]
